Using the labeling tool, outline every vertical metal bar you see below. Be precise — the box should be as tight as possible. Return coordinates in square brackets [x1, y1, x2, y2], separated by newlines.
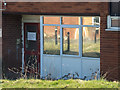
[60, 17, 63, 56]
[80, 16, 83, 78]
[40, 16, 43, 78]
[60, 17, 62, 55]
[60, 16, 62, 78]
[80, 17, 83, 57]
[21, 18, 24, 73]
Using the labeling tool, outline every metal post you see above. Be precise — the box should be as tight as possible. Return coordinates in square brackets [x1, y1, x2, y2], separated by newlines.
[67, 32, 70, 51]
[95, 31, 96, 43]
[55, 26, 58, 45]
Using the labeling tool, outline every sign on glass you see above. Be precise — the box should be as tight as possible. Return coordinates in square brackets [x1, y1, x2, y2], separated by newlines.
[27, 32, 36, 41]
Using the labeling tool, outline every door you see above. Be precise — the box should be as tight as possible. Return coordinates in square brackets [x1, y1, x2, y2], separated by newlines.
[24, 23, 40, 77]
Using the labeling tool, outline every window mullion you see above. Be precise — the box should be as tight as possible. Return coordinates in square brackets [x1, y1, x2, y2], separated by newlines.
[40, 16, 43, 78]
[60, 27, 63, 56]
[60, 16, 62, 55]
[60, 16, 62, 25]
[80, 17, 83, 57]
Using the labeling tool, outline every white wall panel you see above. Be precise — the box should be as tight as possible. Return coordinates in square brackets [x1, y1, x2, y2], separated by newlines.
[42, 55, 61, 79]
[62, 57, 82, 78]
[42, 55, 100, 80]
[81, 58, 100, 80]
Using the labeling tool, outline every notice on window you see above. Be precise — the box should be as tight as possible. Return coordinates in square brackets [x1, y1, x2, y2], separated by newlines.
[27, 32, 36, 41]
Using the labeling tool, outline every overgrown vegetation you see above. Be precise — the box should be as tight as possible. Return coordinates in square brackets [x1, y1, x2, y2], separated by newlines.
[0, 79, 119, 88]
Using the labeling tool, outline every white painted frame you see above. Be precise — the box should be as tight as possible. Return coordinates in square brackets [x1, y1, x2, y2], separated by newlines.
[40, 16, 43, 77]
[22, 15, 41, 73]
[106, 15, 120, 31]
[22, 17, 24, 73]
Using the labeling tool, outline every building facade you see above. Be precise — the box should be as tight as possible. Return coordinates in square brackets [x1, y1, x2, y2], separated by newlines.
[2, 2, 120, 80]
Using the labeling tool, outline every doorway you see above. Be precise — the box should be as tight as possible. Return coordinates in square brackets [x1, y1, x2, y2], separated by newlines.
[24, 23, 40, 77]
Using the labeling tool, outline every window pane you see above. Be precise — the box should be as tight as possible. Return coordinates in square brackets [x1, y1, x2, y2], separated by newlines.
[62, 17, 80, 25]
[43, 26, 60, 55]
[82, 27, 100, 58]
[25, 24, 38, 51]
[63, 28, 79, 55]
[43, 16, 60, 24]
[82, 17, 100, 25]
[111, 18, 120, 27]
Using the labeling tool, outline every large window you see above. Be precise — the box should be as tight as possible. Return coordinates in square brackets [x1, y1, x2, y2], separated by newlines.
[42, 16, 100, 58]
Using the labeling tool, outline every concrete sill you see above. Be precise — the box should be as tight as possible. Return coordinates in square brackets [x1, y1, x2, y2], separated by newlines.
[105, 28, 120, 31]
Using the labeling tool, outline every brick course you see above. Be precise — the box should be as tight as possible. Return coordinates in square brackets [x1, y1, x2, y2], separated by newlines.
[3, 2, 102, 14]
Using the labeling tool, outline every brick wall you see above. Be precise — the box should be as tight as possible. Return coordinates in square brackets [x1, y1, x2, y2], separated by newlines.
[100, 3, 120, 81]
[2, 14, 22, 79]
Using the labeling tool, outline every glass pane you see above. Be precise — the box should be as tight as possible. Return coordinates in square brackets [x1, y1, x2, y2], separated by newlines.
[43, 16, 60, 24]
[62, 17, 80, 25]
[82, 27, 100, 58]
[63, 28, 79, 55]
[82, 17, 100, 25]
[43, 26, 60, 55]
[26, 25, 38, 51]
[111, 18, 120, 27]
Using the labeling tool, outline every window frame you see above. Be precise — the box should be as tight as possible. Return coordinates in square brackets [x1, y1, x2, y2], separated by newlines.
[106, 15, 120, 31]
[41, 16, 100, 58]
